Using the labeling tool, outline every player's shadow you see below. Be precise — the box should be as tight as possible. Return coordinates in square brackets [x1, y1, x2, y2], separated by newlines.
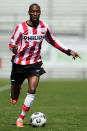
[11, 123, 31, 127]
[24, 123, 31, 126]
[11, 123, 44, 128]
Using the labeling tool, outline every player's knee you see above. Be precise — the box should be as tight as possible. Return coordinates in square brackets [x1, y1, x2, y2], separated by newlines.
[28, 87, 36, 94]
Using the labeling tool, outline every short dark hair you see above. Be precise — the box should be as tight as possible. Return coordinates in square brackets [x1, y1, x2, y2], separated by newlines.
[29, 3, 41, 12]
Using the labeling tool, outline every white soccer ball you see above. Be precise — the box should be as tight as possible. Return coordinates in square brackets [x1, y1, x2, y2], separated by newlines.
[30, 112, 47, 127]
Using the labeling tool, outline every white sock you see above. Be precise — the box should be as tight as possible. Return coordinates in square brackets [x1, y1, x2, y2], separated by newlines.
[19, 93, 35, 121]
[24, 93, 35, 107]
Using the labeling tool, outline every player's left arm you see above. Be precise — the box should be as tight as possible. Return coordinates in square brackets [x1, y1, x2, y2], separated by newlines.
[69, 50, 81, 60]
[45, 24, 81, 59]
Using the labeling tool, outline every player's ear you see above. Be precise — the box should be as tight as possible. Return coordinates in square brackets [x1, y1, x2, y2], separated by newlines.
[40, 10, 41, 14]
[28, 10, 30, 15]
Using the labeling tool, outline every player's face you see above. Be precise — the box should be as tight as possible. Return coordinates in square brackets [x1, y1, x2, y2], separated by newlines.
[29, 5, 41, 22]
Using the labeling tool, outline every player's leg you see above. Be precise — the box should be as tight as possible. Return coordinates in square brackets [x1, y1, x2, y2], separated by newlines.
[28, 75, 39, 94]
[16, 62, 45, 127]
[11, 82, 22, 104]
[16, 76, 39, 127]
[10, 63, 24, 104]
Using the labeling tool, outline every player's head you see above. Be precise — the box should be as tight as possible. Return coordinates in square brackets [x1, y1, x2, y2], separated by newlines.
[28, 3, 41, 23]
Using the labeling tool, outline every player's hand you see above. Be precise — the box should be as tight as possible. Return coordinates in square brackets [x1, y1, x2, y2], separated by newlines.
[70, 50, 81, 60]
[12, 45, 18, 54]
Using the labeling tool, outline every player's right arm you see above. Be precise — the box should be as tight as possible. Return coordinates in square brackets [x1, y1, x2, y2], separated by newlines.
[9, 25, 22, 54]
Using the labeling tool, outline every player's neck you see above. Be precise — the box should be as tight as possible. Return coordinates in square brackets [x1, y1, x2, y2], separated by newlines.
[27, 20, 39, 27]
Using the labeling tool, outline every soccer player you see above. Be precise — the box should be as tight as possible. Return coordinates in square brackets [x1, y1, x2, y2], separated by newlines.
[9, 3, 80, 127]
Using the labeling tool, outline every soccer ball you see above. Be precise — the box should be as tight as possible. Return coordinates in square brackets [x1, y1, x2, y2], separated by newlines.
[30, 112, 47, 127]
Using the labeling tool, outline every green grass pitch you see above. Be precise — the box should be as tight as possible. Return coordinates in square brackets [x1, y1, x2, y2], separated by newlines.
[0, 79, 87, 131]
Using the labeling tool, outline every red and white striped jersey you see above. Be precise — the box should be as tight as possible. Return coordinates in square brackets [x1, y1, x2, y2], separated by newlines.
[9, 20, 68, 65]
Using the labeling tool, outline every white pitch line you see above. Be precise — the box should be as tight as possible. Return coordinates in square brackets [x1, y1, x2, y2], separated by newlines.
[0, 85, 10, 92]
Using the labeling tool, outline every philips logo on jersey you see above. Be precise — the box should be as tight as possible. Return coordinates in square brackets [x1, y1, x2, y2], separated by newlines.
[24, 35, 45, 41]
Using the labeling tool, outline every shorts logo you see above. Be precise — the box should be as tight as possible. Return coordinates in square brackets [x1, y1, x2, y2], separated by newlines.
[36, 69, 40, 72]
[11, 79, 15, 82]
